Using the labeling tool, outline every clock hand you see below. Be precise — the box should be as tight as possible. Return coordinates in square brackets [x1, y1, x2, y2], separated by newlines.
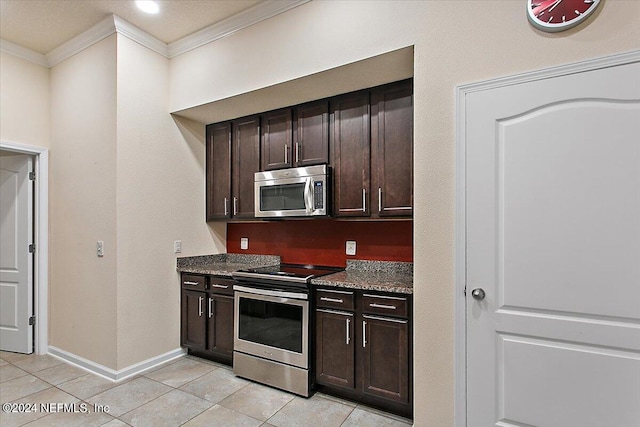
[548, 0, 563, 12]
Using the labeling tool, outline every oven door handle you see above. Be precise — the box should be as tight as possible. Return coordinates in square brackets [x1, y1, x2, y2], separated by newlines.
[233, 285, 308, 300]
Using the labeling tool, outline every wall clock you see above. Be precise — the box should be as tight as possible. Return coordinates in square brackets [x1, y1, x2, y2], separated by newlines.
[527, 0, 601, 32]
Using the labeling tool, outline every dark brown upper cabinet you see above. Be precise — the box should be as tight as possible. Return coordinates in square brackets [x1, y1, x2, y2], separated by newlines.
[371, 80, 413, 217]
[294, 100, 329, 167]
[205, 122, 231, 220]
[232, 115, 260, 219]
[261, 108, 292, 171]
[261, 103, 329, 171]
[206, 79, 412, 222]
[331, 91, 371, 217]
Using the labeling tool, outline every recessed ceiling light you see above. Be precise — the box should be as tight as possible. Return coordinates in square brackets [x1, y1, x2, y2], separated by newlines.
[135, 0, 159, 14]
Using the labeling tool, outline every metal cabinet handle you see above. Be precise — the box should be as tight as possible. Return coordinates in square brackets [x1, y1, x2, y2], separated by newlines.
[284, 144, 289, 164]
[198, 296, 203, 317]
[183, 281, 199, 286]
[210, 284, 228, 289]
[295, 142, 300, 164]
[346, 318, 351, 345]
[233, 197, 238, 216]
[362, 320, 367, 348]
[320, 297, 343, 303]
[224, 197, 228, 216]
[378, 187, 382, 212]
[363, 314, 408, 324]
[208, 297, 213, 318]
[362, 189, 366, 212]
[369, 303, 396, 310]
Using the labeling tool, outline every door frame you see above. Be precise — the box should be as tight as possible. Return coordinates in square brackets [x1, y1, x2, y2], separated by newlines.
[453, 49, 640, 427]
[0, 140, 49, 355]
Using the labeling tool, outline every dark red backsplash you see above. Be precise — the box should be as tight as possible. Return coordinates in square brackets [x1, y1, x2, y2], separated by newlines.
[227, 220, 413, 268]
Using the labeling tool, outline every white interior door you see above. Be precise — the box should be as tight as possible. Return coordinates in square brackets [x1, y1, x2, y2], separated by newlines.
[0, 152, 34, 354]
[465, 60, 640, 426]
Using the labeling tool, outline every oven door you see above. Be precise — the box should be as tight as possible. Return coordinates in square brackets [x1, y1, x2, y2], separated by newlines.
[234, 286, 309, 369]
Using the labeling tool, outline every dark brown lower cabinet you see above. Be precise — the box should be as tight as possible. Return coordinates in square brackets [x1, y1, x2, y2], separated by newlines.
[181, 274, 234, 365]
[314, 288, 412, 418]
[315, 309, 355, 389]
[206, 294, 234, 359]
[362, 315, 409, 404]
[182, 290, 207, 349]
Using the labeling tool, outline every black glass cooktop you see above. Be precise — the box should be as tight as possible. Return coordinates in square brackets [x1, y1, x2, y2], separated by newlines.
[233, 263, 342, 284]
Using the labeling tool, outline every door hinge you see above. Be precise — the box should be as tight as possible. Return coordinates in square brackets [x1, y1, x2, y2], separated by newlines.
[29, 171, 35, 181]
[29, 316, 36, 326]
[29, 244, 36, 253]
[463, 286, 467, 296]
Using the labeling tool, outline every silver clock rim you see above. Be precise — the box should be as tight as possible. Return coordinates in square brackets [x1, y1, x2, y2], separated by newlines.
[526, 0, 601, 33]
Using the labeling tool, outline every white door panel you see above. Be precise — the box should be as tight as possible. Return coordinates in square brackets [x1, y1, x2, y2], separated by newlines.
[466, 60, 640, 427]
[0, 153, 33, 353]
[499, 100, 640, 319]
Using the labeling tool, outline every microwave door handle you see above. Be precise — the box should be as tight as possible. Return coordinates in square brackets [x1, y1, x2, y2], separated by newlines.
[304, 177, 313, 213]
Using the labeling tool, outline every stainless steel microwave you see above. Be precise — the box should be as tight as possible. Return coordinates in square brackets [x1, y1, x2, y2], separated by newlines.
[254, 165, 329, 218]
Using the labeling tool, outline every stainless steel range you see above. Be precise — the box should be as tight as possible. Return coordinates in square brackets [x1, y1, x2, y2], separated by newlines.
[231, 264, 341, 396]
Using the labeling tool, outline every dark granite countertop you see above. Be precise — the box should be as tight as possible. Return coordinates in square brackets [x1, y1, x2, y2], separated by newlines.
[177, 253, 280, 277]
[311, 260, 413, 294]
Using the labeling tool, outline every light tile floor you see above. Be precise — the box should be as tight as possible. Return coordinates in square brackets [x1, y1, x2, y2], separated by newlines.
[0, 351, 412, 426]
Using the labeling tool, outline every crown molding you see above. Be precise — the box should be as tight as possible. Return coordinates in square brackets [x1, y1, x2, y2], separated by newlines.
[2, 1, 311, 67]
[0, 39, 48, 67]
[46, 15, 117, 67]
[113, 15, 168, 57]
[167, 0, 311, 58]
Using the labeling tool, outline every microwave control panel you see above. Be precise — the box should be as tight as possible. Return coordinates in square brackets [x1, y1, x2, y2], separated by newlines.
[313, 181, 324, 209]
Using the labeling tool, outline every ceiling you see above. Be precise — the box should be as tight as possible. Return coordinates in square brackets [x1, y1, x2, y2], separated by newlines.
[0, 0, 263, 54]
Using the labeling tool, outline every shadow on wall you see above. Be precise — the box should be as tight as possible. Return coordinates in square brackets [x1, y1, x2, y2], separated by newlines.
[172, 114, 206, 170]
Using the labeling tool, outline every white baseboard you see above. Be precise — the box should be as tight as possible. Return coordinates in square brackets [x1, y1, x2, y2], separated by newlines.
[48, 346, 186, 382]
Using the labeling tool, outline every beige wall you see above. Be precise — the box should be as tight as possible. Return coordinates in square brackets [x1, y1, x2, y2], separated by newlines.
[1, 0, 638, 421]
[0, 52, 50, 148]
[48, 34, 226, 371]
[115, 36, 225, 369]
[49, 35, 118, 368]
[169, 1, 640, 425]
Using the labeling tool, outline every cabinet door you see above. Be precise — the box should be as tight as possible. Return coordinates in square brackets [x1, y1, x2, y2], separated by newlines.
[207, 294, 234, 359]
[206, 122, 232, 220]
[361, 315, 409, 404]
[261, 108, 292, 170]
[294, 100, 329, 167]
[232, 116, 260, 219]
[371, 80, 413, 217]
[331, 91, 371, 217]
[315, 309, 355, 390]
[181, 290, 207, 350]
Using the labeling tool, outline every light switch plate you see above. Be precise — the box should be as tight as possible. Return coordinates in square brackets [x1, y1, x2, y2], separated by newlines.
[240, 237, 249, 250]
[346, 240, 356, 256]
[174, 240, 182, 254]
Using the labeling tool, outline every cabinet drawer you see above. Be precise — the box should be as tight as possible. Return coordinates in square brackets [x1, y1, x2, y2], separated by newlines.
[315, 288, 355, 310]
[182, 274, 206, 291]
[207, 277, 234, 296]
[362, 293, 408, 318]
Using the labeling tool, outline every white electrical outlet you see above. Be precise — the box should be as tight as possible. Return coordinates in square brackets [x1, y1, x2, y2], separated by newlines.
[346, 240, 356, 256]
[174, 240, 182, 254]
[97, 241, 104, 257]
[240, 237, 249, 250]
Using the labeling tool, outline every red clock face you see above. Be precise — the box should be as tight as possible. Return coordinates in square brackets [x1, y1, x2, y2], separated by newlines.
[528, 0, 600, 32]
